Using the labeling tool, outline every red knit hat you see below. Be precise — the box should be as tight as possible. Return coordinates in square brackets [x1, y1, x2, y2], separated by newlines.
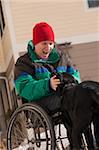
[33, 22, 54, 45]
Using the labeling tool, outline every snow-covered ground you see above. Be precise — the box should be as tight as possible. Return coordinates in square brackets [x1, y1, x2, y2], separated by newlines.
[13, 123, 96, 150]
[13, 124, 69, 150]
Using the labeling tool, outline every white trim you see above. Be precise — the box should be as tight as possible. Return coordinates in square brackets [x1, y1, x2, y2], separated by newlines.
[3, 0, 19, 62]
[56, 33, 99, 44]
[17, 33, 99, 52]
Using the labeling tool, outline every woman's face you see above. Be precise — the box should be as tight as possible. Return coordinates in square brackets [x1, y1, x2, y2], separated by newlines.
[35, 41, 54, 60]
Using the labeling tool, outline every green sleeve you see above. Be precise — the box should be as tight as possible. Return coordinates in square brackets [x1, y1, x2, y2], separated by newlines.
[15, 74, 50, 102]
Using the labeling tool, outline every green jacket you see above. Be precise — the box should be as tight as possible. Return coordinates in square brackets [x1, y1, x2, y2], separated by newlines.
[14, 40, 81, 102]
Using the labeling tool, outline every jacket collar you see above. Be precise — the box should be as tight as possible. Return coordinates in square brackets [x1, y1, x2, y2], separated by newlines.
[27, 40, 60, 64]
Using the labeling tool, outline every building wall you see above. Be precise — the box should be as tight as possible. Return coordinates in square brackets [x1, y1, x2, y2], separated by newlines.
[9, 0, 99, 45]
[0, 38, 5, 72]
[1, 27, 13, 72]
[0, 0, 13, 73]
[67, 41, 99, 81]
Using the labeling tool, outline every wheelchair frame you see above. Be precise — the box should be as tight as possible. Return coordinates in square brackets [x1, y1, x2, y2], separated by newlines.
[7, 71, 89, 150]
[7, 102, 69, 150]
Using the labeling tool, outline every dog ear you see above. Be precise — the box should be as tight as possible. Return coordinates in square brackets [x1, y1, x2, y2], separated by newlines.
[62, 72, 78, 84]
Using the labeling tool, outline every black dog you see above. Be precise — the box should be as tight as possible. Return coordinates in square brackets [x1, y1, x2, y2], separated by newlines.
[57, 73, 99, 150]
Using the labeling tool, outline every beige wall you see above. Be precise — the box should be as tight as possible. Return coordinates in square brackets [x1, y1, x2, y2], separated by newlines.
[9, 0, 99, 44]
[2, 27, 13, 65]
[69, 42, 99, 81]
[0, 38, 5, 72]
[0, 26, 13, 73]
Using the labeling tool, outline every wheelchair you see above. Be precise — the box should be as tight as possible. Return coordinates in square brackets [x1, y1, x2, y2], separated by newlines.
[7, 73, 88, 150]
[7, 99, 69, 150]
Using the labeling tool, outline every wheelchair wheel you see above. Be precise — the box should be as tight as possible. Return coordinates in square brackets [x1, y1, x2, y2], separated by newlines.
[55, 124, 69, 150]
[7, 103, 56, 150]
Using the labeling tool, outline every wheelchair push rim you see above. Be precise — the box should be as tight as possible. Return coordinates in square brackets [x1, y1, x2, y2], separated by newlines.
[7, 103, 56, 150]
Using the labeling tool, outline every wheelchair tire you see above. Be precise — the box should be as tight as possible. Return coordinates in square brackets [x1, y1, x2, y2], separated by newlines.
[7, 103, 56, 150]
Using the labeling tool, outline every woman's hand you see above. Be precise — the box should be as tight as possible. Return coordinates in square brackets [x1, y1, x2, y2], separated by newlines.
[50, 75, 61, 91]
